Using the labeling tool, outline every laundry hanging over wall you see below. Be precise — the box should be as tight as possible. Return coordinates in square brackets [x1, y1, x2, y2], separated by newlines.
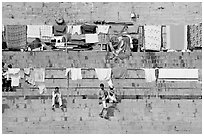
[187, 23, 202, 49]
[144, 25, 161, 51]
[5, 25, 27, 49]
[166, 25, 188, 50]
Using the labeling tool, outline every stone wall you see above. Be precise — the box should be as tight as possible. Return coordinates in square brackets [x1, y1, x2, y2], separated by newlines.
[2, 2, 202, 25]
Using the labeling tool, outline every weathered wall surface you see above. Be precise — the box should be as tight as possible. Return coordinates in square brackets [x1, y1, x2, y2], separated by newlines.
[2, 2, 202, 25]
[2, 2, 202, 134]
[2, 51, 202, 134]
[2, 97, 202, 134]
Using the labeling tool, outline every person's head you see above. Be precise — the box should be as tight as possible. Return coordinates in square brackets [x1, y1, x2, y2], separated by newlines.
[54, 87, 59, 93]
[8, 64, 12, 68]
[100, 83, 104, 90]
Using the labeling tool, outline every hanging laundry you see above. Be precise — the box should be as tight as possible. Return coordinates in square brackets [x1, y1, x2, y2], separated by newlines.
[95, 68, 112, 81]
[143, 69, 156, 82]
[25, 69, 35, 85]
[33, 68, 45, 82]
[166, 25, 187, 50]
[36, 82, 46, 94]
[53, 25, 67, 36]
[127, 25, 138, 34]
[107, 79, 114, 88]
[85, 34, 99, 43]
[10, 74, 20, 87]
[6, 68, 21, 87]
[187, 23, 202, 49]
[81, 24, 97, 34]
[27, 25, 41, 38]
[65, 68, 82, 80]
[40, 25, 53, 37]
[158, 69, 198, 81]
[144, 25, 161, 51]
[97, 25, 110, 34]
[72, 25, 82, 35]
[67, 25, 73, 34]
[112, 67, 127, 79]
[5, 25, 27, 49]
[19, 69, 24, 79]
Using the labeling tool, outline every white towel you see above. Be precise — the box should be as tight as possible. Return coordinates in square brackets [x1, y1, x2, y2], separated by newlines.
[67, 25, 73, 34]
[33, 68, 45, 82]
[11, 74, 20, 87]
[158, 69, 198, 81]
[95, 68, 112, 81]
[40, 25, 53, 37]
[72, 25, 82, 35]
[85, 34, 99, 43]
[65, 68, 82, 80]
[7, 68, 20, 80]
[143, 69, 156, 82]
[27, 25, 41, 38]
[97, 25, 110, 34]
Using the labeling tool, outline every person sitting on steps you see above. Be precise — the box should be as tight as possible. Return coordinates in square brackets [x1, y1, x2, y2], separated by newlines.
[98, 83, 109, 119]
[52, 87, 63, 111]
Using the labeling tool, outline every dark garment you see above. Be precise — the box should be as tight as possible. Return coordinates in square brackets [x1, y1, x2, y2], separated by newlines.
[81, 25, 97, 34]
[53, 25, 67, 36]
[28, 38, 42, 50]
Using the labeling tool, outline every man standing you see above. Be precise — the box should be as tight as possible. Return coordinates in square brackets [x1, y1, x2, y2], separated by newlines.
[98, 83, 109, 119]
[52, 87, 63, 111]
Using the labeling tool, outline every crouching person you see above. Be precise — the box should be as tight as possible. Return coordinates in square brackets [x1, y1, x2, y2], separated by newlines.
[52, 87, 63, 111]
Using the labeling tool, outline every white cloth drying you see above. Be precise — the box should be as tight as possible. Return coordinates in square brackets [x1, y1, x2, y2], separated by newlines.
[65, 68, 82, 80]
[85, 34, 99, 43]
[97, 25, 110, 34]
[27, 25, 41, 38]
[143, 69, 156, 82]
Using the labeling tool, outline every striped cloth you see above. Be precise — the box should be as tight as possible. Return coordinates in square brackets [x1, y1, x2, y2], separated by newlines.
[5, 25, 27, 49]
[188, 23, 202, 48]
[40, 25, 53, 37]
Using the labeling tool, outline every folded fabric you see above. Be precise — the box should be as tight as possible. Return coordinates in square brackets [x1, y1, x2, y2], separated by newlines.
[5, 25, 27, 49]
[143, 69, 156, 82]
[72, 25, 82, 35]
[112, 67, 127, 78]
[144, 25, 161, 51]
[85, 34, 99, 43]
[40, 25, 53, 37]
[65, 68, 82, 80]
[97, 25, 110, 34]
[81, 24, 97, 34]
[33, 68, 45, 82]
[53, 25, 67, 36]
[95, 68, 112, 81]
[27, 25, 41, 38]
[158, 69, 198, 81]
